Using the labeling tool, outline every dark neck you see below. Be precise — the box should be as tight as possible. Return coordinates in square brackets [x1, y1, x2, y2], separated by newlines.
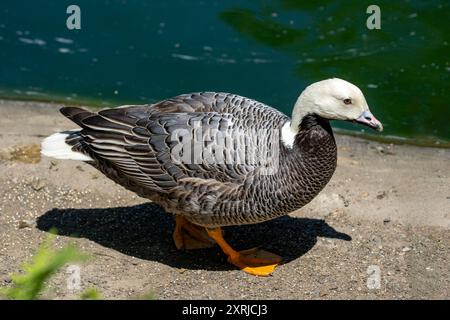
[279, 114, 335, 175]
[241, 114, 338, 216]
[274, 114, 337, 210]
[293, 114, 334, 151]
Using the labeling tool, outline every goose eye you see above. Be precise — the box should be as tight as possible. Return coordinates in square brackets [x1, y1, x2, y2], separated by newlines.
[343, 98, 352, 105]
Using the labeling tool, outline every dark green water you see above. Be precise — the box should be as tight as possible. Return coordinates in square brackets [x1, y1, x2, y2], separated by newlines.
[0, 1, 449, 146]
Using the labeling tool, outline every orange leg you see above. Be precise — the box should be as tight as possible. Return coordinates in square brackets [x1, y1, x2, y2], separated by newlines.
[206, 228, 282, 277]
[173, 216, 216, 250]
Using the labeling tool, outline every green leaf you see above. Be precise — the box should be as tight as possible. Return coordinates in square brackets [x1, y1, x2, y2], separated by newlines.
[1, 231, 89, 300]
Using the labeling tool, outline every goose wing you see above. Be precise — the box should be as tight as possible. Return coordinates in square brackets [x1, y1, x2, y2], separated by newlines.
[62, 93, 285, 193]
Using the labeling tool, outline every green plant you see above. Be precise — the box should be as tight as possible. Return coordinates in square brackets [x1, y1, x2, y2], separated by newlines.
[0, 230, 89, 300]
[80, 287, 102, 300]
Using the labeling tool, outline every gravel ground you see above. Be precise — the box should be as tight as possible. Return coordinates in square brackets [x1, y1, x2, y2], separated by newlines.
[0, 100, 449, 299]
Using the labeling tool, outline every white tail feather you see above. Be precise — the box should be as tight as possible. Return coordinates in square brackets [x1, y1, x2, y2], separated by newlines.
[41, 131, 93, 161]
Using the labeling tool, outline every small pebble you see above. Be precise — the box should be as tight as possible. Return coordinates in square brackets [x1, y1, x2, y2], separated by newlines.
[376, 191, 387, 200]
[18, 219, 35, 229]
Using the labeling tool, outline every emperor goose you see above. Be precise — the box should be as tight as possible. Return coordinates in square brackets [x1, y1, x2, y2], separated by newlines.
[42, 78, 383, 276]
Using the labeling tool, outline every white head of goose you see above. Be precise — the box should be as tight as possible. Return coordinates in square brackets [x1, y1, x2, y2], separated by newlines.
[282, 78, 382, 148]
[41, 78, 383, 276]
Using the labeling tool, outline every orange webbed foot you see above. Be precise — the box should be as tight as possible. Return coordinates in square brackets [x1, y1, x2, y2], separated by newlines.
[206, 228, 282, 277]
[228, 248, 282, 276]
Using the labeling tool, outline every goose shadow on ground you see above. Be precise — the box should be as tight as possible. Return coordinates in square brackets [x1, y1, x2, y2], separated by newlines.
[36, 203, 351, 271]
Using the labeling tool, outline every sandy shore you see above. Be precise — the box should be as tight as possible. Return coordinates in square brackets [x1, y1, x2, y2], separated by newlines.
[0, 99, 448, 299]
